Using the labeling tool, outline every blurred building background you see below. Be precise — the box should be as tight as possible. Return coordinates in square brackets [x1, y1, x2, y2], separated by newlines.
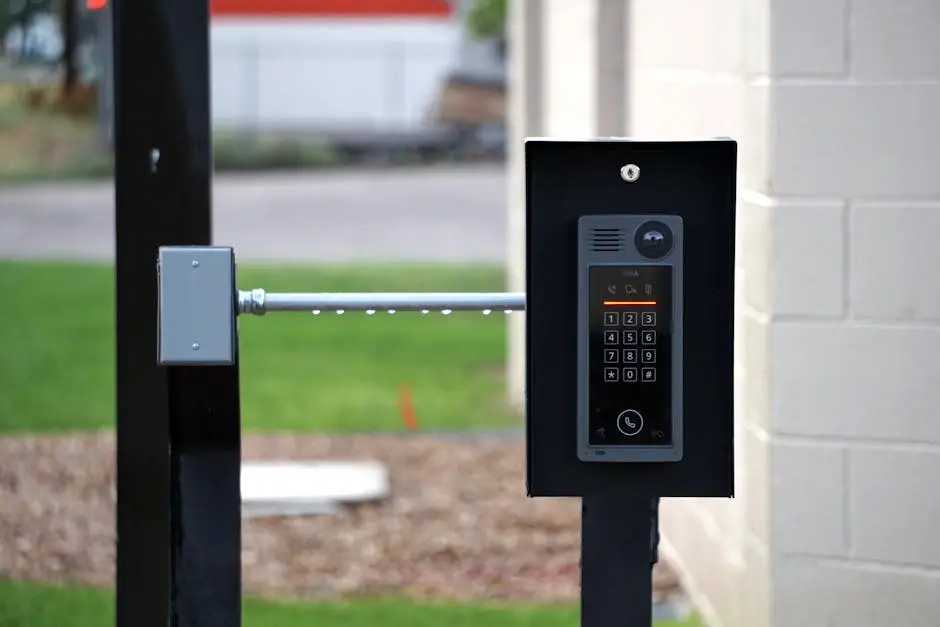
[508, 2, 940, 627]
[2, 0, 507, 148]
[208, 0, 497, 134]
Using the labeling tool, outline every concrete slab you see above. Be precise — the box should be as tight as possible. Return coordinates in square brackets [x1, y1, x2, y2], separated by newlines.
[241, 460, 390, 519]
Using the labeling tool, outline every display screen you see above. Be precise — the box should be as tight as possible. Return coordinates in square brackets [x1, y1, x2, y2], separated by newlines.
[588, 265, 673, 446]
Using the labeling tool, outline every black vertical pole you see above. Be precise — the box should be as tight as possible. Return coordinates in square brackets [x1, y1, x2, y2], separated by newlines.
[581, 496, 657, 627]
[113, 0, 243, 625]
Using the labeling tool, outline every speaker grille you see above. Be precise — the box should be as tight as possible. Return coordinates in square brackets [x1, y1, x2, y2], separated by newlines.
[590, 228, 625, 252]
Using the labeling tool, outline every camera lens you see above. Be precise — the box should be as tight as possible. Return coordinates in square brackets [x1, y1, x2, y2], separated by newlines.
[634, 221, 674, 259]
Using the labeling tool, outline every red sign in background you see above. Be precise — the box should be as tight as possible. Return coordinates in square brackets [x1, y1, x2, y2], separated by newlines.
[210, 0, 452, 17]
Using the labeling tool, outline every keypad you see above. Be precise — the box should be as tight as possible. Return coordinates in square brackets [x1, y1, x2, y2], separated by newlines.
[603, 308, 658, 383]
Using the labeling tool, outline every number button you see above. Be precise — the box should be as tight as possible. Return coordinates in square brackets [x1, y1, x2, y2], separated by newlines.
[604, 330, 619, 345]
[623, 348, 638, 363]
[641, 330, 656, 345]
[622, 312, 638, 326]
[641, 349, 656, 364]
[623, 367, 638, 383]
[604, 312, 619, 327]
[604, 349, 619, 364]
[604, 367, 620, 382]
[641, 367, 656, 383]
[622, 330, 638, 345]
[641, 312, 656, 327]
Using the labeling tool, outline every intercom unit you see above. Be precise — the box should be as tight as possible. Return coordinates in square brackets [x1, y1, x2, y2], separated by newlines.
[576, 214, 683, 463]
[525, 138, 737, 499]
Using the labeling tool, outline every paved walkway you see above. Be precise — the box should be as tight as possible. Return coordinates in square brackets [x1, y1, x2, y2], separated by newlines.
[0, 165, 508, 262]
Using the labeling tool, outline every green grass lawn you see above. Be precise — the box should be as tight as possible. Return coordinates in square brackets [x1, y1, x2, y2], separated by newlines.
[0, 261, 700, 627]
[0, 579, 697, 627]
[0, 261, 517, 433]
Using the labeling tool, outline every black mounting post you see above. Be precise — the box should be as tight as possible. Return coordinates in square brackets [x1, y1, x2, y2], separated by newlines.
[113, 0, 243, 625]
[580, 496, 657, 627]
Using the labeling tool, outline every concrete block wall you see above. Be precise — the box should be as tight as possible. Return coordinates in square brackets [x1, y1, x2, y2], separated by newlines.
[759, 0, 940, 625]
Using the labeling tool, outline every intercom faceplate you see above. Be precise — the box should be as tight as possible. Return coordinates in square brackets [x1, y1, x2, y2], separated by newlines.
[577, 215, 683, 463]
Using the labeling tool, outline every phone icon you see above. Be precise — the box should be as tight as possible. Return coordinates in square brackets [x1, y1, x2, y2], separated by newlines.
[616, 409, 643, 436]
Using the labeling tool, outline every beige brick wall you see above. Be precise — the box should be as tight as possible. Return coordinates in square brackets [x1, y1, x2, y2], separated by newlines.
[761, 0, 940, 624]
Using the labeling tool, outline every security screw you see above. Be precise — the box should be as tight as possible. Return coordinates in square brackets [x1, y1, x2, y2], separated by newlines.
[192, 343, 200, 351]
[192, 260, 200, 268]
[620, 164, 640, 182]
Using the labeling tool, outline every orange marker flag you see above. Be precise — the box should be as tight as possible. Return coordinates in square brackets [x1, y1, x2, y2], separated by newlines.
[398, 383, 419, 431]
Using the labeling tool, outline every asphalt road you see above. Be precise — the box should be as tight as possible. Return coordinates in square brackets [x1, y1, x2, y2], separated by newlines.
[0, 165, 508, 262]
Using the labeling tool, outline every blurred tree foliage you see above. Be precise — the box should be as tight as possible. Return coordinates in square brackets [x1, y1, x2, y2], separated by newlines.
[1, 0, 54, 40]
[465, 0, 507, 40]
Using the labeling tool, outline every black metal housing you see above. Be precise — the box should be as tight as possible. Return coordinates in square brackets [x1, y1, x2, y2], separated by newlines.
[525, 139, 737, 498]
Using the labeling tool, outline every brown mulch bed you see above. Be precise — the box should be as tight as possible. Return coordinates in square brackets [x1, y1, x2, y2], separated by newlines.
[0, 432, 681, 603]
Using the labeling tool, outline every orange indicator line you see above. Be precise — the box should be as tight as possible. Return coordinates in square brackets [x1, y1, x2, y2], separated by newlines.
[603, 300, 657, 306]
